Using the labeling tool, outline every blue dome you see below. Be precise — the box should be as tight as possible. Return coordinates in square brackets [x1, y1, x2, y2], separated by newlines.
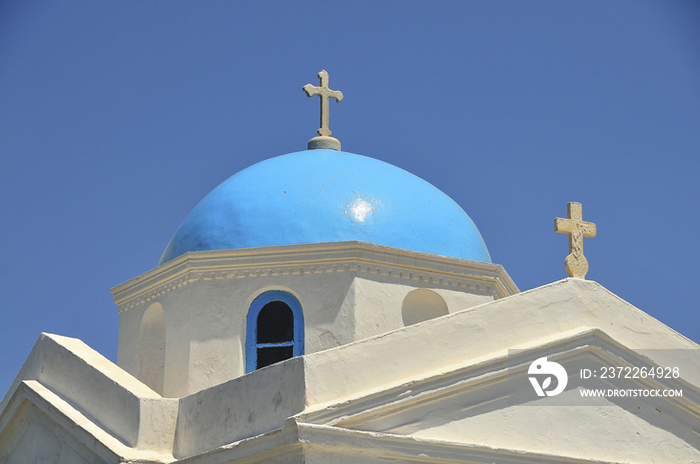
[159, 150, 491, 265]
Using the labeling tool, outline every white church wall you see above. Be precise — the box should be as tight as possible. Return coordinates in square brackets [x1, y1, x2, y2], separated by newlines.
[434, 287, 495, 316]
[113, 242, 518, 398]
[1, 404, 107, 464]
[124, 270, 359, 397]
[352, 277, 495, 340]
[299, 279, 700, 409]
[138, 302, 166, 395]
[405, 398, 700, 463]
[4, 277, 698, 462]
[301, 445, 396, 464]
[319, 330, 700, 463]
[160, 279, 238, 397]
[173, 357, 306, 458]
[122, 271, 498, 398]
[115, 302, 141, 377]
[245, 451, 302, 464]
[0, 334, 178, 453]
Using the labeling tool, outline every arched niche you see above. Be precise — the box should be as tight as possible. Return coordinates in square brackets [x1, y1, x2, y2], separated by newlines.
[138, 302, 165, 395]
[401, 289, 449, 326]
[246, 290, 304, 373]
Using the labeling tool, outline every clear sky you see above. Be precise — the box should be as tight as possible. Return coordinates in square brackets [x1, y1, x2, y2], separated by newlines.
[1, 1, 699, 395]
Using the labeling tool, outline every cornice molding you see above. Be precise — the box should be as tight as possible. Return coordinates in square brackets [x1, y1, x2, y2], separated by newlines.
[111, 242, 519, 314]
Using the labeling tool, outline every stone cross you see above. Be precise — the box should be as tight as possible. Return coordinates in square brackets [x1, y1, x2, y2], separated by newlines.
[554, 202, 597, 279]
[303, 70, 343, 137]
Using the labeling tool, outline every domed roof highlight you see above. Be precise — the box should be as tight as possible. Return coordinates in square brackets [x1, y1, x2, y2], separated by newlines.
[159, 149, 491, 265]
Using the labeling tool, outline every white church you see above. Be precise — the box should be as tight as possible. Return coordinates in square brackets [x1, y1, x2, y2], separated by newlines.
[1, 72, 699, 463]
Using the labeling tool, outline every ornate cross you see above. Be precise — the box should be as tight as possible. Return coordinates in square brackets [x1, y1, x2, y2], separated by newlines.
[554, 202, 597, 279]
[303, 70, 343, 137]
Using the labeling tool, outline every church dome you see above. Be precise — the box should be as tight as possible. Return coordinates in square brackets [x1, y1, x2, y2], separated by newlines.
[159, 149, 491, 265]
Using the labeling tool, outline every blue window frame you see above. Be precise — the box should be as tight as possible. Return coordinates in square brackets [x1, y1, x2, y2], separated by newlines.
[246, 291, 304, 373]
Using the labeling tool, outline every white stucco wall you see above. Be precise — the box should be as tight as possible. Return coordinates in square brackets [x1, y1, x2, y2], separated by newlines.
[3, 278, 699, 463]
[0, 334, 178, 461]
[1, 404, 107, 464]
[113, 242, 515, 397]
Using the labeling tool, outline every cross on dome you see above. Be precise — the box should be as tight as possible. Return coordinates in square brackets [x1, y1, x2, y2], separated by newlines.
[554, 202, 597, 279]
[303, 70, 343, 137]
[303, 70, 343, 150]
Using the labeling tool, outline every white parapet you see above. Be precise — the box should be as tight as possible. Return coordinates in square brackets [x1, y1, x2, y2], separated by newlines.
[0, 333, 178, 457]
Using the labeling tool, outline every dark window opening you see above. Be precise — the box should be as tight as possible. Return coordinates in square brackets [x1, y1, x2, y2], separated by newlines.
[257, 346, 294, 369]
[255, 300, 294, 369]
[257, 301, 294, 343]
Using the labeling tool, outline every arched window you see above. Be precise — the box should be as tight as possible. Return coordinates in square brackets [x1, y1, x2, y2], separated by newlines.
[246, 291, 304, 373]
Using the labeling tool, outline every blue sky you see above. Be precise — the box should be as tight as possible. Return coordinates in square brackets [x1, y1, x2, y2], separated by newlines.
[1, 1, 699, 395]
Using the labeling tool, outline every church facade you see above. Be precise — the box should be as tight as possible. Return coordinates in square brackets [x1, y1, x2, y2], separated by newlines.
[1, 72, 699, 463]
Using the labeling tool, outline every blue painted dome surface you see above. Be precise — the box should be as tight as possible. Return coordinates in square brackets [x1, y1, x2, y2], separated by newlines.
[159, 150, 491, 265]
